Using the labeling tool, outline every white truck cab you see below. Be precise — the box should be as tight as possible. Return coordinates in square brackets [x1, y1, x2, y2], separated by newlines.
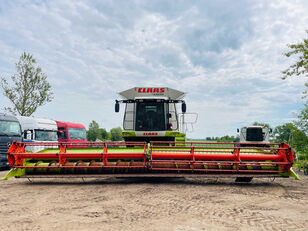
[238, 126, 272, 144]
[16, 116, 58, 152]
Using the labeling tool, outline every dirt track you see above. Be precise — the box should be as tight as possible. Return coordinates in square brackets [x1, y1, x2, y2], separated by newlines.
[0, 171, 307, 231]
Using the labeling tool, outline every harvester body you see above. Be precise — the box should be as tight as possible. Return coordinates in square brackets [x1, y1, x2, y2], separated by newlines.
[0, 113, 22, 168]
[115, 87, 187, 142]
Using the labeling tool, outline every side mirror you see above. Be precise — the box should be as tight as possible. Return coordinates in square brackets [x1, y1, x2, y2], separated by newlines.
[270, 128, 273, 133]
[25, 130, 32, 140]
[57, 131, 65, 139]
[167, 113, 172, 118]
[115, 101, 120, 113]
[181, 102, 186, 113]
[237, 128, 239, 133]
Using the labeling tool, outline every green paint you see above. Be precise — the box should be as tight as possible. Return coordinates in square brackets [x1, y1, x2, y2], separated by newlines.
[165, 131, 185, 137]
[2, 168, 26, 180]
[247, 165, 254, 170]
[121, 130, 185, 138]
[279, 168, 300, 180]
[39, 147, 144, 154]
[121, 131, 136, 137]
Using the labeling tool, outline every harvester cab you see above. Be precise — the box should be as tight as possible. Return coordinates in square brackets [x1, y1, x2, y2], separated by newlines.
[237, 126, 272, 144]
[115, 87, 191, 142]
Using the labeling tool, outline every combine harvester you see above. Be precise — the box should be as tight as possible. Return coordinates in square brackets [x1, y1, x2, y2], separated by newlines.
[2, 87, 299, 182]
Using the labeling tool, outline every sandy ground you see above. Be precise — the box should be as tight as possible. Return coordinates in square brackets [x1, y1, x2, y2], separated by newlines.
[0, 171, 307, 231]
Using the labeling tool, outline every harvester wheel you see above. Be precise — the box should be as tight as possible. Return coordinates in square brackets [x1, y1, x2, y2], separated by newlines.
[235, 177, 253, 183]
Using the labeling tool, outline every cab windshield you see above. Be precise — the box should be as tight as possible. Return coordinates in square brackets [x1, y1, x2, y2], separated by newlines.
[68, 128, 86, 140]
[0, 121, 21, 136]
[246, 128, 264, 141]
[35, 130, 58, 141]
[135, 101, 166, 131]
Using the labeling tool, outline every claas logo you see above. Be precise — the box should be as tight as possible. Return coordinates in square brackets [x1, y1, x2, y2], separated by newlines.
[137, 88, 165, 93]
[143, 132, 158, 136]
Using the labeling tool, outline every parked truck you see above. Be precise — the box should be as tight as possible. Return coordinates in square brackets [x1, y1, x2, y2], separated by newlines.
[56, 121, 87, 144]
[0, 113, 22, 169]
[16, 116, 58, 152]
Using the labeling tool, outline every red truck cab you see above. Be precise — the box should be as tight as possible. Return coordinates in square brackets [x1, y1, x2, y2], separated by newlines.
[56, 121, 87, 146]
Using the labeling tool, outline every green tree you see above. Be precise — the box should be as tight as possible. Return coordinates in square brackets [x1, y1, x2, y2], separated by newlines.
[252, 122, 271, 128]
[291, 129, 308, 158]
[99, 128, 108, 140]
[282, 31, 308, 96]
[274, 122, 308, 159]
[295, 104, 308, 133]
[110, 127, 123, 141]
[273, 123, 295, 143]
[0, 52, 53, 116]
[87, 120, 101, 141]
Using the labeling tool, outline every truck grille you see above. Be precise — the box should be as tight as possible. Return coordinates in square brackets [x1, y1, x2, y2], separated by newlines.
[0, 142, 9, 166]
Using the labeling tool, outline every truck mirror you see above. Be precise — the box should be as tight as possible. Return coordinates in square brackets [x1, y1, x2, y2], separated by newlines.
[57, 131, 65, 139]
[181, 102, 186, 113]
[115, 101, 120, 113]
[26, 130, 32, 140]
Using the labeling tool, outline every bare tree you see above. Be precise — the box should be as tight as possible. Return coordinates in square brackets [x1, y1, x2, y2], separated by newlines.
[1, 52, 53, 116]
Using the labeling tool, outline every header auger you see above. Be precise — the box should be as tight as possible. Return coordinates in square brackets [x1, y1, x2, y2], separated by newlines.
[3, 140, 299, 181]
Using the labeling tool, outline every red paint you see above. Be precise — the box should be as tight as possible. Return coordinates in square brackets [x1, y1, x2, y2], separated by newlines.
[137, 88, 165, 94]
[55, 121, 87, 147]
[150, 153, 282, 161]
[143, 132, 158, 136]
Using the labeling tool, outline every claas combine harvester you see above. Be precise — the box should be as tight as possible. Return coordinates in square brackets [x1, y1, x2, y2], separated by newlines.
[2, 87, 299, 182]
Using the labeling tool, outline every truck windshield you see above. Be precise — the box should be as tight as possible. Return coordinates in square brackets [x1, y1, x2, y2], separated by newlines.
[135, 101, 166, 131]
[68, 128, 86, 140]
[0, 121, 21, 136]
[35, 130, 58, 141]
[246, 128, 263, 141]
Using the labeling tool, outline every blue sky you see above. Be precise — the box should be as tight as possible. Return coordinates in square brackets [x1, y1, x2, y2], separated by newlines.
[0, 0, 307, 138]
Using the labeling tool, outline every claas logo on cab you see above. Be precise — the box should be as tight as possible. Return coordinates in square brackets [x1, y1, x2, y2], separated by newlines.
[137, 88, 165, 93]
